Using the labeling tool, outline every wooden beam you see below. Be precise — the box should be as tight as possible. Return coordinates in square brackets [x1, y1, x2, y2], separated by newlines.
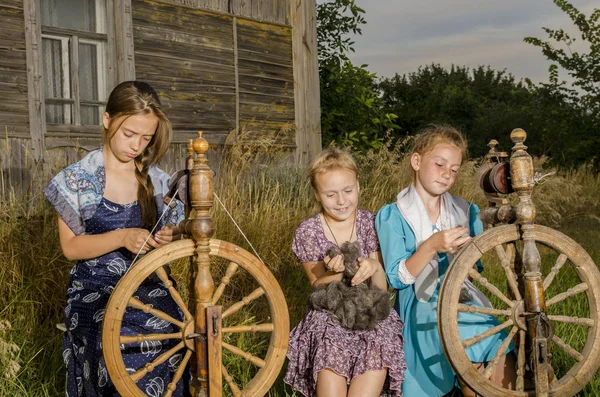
[114, 0, 136, 82]
[23, 0, 46, 161]
[233, 16, 240, 131]
[291, 0, 320, 164]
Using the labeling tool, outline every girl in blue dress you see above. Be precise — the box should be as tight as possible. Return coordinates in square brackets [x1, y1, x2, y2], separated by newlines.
[44, 81, 188, 397]
[375, 126, 515, 396]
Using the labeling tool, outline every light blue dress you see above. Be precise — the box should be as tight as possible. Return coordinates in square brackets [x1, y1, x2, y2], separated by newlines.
[376, 202, 511, 396]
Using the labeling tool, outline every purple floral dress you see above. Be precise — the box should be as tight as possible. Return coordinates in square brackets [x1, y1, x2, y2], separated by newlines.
[284, 209, 406, 397]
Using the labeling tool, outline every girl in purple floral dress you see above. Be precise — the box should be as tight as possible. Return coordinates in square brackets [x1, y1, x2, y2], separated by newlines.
[284, 148, 406, 397]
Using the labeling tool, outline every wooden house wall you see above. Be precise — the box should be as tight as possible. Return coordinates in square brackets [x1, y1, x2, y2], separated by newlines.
[0, 1, 31, 197]
[1, 0, 318, 198]
[133, 0, 296, 148]
[0, 0, 28, 138]
[167, 0, 288, 25]
[133, 0, 236, 146]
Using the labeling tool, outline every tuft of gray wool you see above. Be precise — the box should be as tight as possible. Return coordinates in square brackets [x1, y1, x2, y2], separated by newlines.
[307, 241, 391, 331]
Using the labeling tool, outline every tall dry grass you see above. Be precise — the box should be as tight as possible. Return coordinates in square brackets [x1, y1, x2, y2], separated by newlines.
[1, 131, 599, 396]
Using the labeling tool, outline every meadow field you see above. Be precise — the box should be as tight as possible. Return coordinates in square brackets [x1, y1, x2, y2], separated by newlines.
[1, 137, 599, 396]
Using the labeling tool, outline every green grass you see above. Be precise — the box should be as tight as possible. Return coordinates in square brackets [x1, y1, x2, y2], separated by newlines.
[1, 136, 599, 396]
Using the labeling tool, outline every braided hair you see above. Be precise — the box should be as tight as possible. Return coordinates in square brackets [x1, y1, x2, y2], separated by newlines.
[101, 81, 172, 230]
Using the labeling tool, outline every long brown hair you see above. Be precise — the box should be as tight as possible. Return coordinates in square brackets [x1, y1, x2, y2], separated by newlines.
[102, 81, 172, 229]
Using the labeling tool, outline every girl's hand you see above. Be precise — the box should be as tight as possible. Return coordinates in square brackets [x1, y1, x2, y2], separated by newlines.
[323, 254, 345, 273]
[123, 228, 160, 255]
[427, 226, 471, 254]
[154, 225, 182, 245]
[351, 257, 383, 286]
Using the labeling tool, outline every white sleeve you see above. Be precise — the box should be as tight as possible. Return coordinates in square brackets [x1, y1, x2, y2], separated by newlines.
[398, 259, 417, 285]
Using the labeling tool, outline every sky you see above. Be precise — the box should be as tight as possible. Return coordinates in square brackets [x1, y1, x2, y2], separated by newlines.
[347, 0, 597, 84]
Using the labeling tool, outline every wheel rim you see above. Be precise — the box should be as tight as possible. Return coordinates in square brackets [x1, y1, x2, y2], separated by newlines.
[439, 224, 600, 397]
[102, 238, 289, 397]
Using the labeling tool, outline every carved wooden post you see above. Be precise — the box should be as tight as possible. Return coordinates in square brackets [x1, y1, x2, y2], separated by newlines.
[185, 131, 215, 396]
[509, 128, 549, 396]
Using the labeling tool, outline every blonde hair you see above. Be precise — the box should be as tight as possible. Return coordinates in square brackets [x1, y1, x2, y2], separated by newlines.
[308, 147, 359, 194]
[102, 81, 173, 230]
[411, 125, 468, 160]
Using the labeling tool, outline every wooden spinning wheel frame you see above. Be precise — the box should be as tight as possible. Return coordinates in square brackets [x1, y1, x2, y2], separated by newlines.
[438, 129, 600, 397]
[102, 132, 290, 397]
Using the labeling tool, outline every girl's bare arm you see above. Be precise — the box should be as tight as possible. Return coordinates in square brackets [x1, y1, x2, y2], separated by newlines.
[57, 216, 159, 260]
[301, 260, 344, 287]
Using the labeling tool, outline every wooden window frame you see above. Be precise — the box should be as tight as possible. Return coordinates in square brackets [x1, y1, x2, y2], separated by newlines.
[24, 0, 136, 159]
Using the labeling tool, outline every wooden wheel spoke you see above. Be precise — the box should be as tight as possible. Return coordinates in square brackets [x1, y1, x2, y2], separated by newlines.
[128, 297, 185, 329]
[212, 262, 240, 305]
[131, 341, 185, 382]
[516, 329, 526, 392]
[164, 350, 192, 397]
[495, 244, 522, 301]
[462, 319, 514, 349]
[120, 332, 182, 345]
[222, 341, 266, 367]
[222, 323, 274, 333]
[546, 283, 588, 307]
[548, 315, 594, 327]
[543, 254, 568, 291]
[551, 334, 583, 362]
[482, 326, 518, 379]
[222, 287, 265, 319]
[222, 364, 242, 397]
[154, 267, 193, 321]
[468, 268, 514, 307]
[457, 303, 511, 317]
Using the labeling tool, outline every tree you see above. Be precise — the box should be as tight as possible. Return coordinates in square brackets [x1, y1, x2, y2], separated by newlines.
[379, 65, 539, 158]
[316, 0, 397, 150]
[524, 0, 600, 169]
[378, 64, 595, 165]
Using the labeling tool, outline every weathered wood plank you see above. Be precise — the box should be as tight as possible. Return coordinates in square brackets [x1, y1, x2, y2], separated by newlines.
[133, 0, 233, 42]
[0, 0, 23, 9]
[238, 74, 292, 92]
[0, 26, 26, 43]
[0, 99, 28, 113]
[0, 48, 26, 62]
[23, 0, 45, 159]
[229, 0, 251, 16]
[133, 27, 234, 64]
[291, 0, 320, 163]
[237, 17, 291, 40]
[237, 60, 293, 80]
[0, 37, 27, 51]
[136, 64, 236, 87]
[0, 5, 25, 20]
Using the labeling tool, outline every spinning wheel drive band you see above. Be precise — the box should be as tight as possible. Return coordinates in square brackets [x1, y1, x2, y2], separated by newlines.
[438, 224, 600, 397]
[102, 239, 289, 397]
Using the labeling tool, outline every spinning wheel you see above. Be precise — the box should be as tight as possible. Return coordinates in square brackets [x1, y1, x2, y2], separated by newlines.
[102, 132, 289, 396]
[438, 129, 600, 397]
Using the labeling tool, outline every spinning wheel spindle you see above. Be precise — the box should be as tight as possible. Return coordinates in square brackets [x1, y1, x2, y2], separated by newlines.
[179, 132, 219, 396]
[510, 129, 550, 395]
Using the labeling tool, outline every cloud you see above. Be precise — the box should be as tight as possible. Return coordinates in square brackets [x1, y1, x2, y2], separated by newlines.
[348, 0, 597, 83]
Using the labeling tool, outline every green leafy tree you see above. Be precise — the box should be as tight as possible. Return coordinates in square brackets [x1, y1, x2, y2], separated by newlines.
[379, 65, 537, 158]
[316, 0, 397, 151]
[524, 0, 600, 169]
[378, 63, 597, 166]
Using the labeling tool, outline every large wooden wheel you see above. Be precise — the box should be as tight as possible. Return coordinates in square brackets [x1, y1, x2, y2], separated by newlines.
[102, 238, 289, 397]
[439, 224, 600, 397]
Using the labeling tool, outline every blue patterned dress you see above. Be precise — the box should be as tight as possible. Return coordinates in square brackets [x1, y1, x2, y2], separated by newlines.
[44, 149, 188, 397]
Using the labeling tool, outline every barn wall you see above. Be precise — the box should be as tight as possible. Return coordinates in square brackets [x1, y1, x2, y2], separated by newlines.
[165, 0, 288, 25]
[1, 0, 316, 198]
[0, 0, 28, 138]
[132, 0, 296, 147]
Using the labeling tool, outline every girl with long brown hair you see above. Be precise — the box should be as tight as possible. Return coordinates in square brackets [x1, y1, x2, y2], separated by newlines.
[44, 81, 188, 396]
